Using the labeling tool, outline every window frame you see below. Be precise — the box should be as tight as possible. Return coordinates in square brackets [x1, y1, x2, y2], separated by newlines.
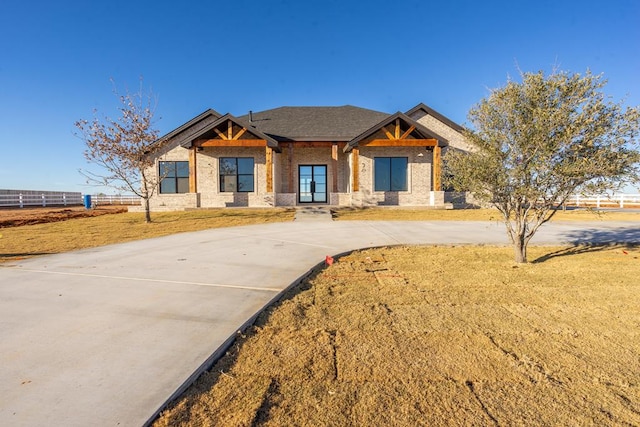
[219, 157, 255, 193]
[374, 157, 408, 192]
[159, 161, 190, 194]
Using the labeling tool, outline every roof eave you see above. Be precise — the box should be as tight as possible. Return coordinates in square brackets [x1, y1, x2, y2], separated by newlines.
[154, 108, 222, 144]
[180, 114, 281, 151]
[405, 102, 464, 132]
[344, 112, 449, 153]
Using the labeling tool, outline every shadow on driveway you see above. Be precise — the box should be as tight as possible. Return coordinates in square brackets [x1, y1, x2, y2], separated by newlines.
[533, 225, 640, 263]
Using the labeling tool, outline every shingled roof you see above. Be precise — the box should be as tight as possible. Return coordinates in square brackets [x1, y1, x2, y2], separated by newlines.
[238, 105, 390, 142]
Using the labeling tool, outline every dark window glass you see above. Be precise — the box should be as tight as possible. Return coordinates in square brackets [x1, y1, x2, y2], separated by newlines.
[237, 158, 254, 174]
[374, 157, 391, 191]
[176, 161, 190, 177]
[159, 161, 189, 194]
[238, 174, 254, 192]
[220, 158, 254, 192]
[391, 158, 408, 191]
[220, 158, 237, 175]
[374, 157, 407, 191]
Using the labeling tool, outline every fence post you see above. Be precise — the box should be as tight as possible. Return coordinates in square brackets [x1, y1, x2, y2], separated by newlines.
[596, 195, 601, 209]
[620, 194, 624, 208]
[19, 193, 23, 208]
[42, 193, 46, 207]
[63, 193, 67, 206]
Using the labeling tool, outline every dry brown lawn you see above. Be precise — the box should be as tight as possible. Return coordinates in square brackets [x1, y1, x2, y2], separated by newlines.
[0, 208, 294, 263]
[155, 245, 640, 426]
[0, 205, 127, 227]
[333, 207, 640, 222]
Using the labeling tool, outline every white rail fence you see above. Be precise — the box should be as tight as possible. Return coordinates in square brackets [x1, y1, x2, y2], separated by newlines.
[0, 190, 83, 208]
[1, 189, 638, 209]
[563, 194, 640, 209]
[92, 195, 141, 206]
[0, 190, 140, 208]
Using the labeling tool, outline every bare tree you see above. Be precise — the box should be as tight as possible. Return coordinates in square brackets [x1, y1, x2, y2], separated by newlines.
[446, 70, 640, 263]
[75, 80, 165, 223]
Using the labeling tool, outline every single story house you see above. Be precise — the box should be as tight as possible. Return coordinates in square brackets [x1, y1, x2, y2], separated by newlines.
[146, 103, 470, 210]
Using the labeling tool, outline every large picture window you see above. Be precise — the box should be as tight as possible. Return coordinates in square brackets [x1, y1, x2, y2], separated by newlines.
[374, 157, 408, 191]
[159, 161, 189, 194]
[220, 157, 254, 192]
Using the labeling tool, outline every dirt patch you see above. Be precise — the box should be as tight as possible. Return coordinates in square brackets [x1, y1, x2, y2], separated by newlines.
[0, 206, 128, 228]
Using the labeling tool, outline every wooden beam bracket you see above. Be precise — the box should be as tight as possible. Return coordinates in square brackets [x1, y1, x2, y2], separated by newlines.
[352, 147, 359, 192]
[266, 147, 273, 193]
[365, 138, 438, 147]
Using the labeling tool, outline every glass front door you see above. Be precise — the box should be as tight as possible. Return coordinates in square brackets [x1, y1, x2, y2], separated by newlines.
[299, 165, 327, 203]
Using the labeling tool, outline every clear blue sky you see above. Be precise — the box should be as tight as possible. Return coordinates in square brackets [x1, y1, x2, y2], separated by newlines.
[1, 0, 639, 193]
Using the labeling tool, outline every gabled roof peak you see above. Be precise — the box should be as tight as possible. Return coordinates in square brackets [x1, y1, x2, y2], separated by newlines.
[405, 103, 463, 132]
[344, 111, 448, 152]
[156, 108, 222, 143]
[180, 113, 280, 150]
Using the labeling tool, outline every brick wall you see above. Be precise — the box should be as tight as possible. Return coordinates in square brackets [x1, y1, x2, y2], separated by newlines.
[356, 146, 435, 206]
[196, 146, 272, 207]
[146, 146, 196, 210]
[146, 137, 452, 210]
[413, 112, 473, 154]
[146, 145, 274, 210]
[275, 145, 349, 194]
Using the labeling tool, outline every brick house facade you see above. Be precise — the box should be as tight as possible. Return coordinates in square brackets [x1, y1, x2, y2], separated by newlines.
[145, 103, 468, 210]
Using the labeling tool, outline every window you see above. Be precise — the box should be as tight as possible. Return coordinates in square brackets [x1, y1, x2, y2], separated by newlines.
[374, 157, 408, 191]
[159, 161, 189, 194]
[220, 157, 254, 192]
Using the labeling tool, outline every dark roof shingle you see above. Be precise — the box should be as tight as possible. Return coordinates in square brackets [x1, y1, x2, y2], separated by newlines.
[238, 105, 390, 141]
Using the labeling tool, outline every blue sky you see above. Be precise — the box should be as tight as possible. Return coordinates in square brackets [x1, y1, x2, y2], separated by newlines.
[1, 0, 639, 193]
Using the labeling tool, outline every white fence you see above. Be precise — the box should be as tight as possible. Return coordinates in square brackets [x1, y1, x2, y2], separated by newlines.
[0, 190, 141, 208]
[2, 189, 638, 209]
[563, 194, 640, 209]
[0, 190, 83, 208]
[92, 194, 140, 205]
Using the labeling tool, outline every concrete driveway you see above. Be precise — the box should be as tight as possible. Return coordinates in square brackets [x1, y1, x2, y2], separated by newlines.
[1, 219, 638, 426]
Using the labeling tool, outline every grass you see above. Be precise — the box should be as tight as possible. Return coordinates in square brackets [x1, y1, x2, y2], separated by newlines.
[154, 244, 640, 426]
[0, 208, 294, 263]
[333, 207, 640, 222]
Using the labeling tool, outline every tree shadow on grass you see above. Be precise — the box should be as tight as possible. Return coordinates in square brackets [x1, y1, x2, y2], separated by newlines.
[533, 226, 640, 263]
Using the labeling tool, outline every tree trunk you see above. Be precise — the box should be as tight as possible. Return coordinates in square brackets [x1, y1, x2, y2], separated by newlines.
[513, 233, 527, 263]
[144, 197, 151, 223]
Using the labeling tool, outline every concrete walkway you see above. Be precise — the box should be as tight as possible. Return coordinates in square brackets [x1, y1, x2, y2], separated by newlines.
[294, 206, 333, 221]
[0, 220, 638, 426]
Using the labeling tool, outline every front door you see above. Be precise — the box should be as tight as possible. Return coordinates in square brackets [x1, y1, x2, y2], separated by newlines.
[299, 165, 327, 203]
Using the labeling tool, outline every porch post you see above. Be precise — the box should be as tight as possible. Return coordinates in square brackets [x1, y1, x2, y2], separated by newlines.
[433, 145, 442, 191]
[265, 147, 273, 192]
[352, 147, 359, 192]
[331, 143, 338, 193]
[288, 142, 294, 193]
[189, 147, 197, 193]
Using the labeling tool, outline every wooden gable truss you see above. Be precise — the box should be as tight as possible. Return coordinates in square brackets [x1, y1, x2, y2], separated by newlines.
[181, 114, 280, 193]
